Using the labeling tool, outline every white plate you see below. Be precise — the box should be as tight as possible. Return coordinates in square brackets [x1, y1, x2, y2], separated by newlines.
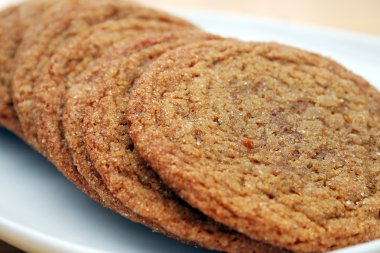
[0, 1, 380, 253]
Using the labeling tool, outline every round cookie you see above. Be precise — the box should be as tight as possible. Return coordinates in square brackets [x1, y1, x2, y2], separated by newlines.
[12, 0, 196, 151]
[34, 18, 197, 218]
[127, 40, 380, 252]
[0, 0, 56, 136]
[11, 0, 196, 209]
[11, 0, 135, 210]
[64, 31, 286, 253]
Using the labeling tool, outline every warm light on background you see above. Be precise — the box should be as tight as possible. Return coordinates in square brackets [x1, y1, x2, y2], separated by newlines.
[139, 0, 380, 36]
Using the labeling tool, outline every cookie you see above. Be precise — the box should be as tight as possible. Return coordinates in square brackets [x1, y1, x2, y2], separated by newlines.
[127, 40, 380, 252]
[12, 0, 196, 151]
[0, 0, 56, 136]
[11, 0, 196, 209]
[63, 31, 286, 253]
[34, 18, 197, 217]
[11, 0, 136, 209]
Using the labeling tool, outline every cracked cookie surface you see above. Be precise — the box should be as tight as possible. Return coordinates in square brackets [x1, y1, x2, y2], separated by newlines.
[33, 13, 197, 213]
[0, 0, 56, 135]
[13, 0, 194, 151]
[63, 32, 287, 253]
[127, 40, 380, 252]
[11, 0, 196, 207]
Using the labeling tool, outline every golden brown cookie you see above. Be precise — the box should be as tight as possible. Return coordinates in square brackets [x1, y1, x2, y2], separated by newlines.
[34, 18, 197, 218]
[12, 0, 196, 151]
[11, 0, 196, 209]
[63, 31, 287, 253]
[11, 0, 133, 209]
[127, 40, 380, 252]
[0, 0, 56, 136]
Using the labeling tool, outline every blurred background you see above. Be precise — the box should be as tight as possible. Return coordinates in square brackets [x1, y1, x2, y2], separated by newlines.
[1, 0, 379, 252]
[139, 0, 380, 36]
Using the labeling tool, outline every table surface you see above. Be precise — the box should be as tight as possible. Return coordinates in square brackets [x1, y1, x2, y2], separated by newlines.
[1, 0, 379, 252]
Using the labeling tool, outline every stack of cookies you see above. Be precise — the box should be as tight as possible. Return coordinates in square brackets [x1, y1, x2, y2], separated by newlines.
[1, 0, 379, 252]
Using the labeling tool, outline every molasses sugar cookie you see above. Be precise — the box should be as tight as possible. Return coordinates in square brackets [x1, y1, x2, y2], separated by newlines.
[11, 0, 196, 206]
[127, 40, 380, 252]
[11, 0, 140, 208]
[35, 18, 197, 215]
[0, 0, 56, 136]
[12, 0, 196, 151]
[63, 32, 286, 253]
